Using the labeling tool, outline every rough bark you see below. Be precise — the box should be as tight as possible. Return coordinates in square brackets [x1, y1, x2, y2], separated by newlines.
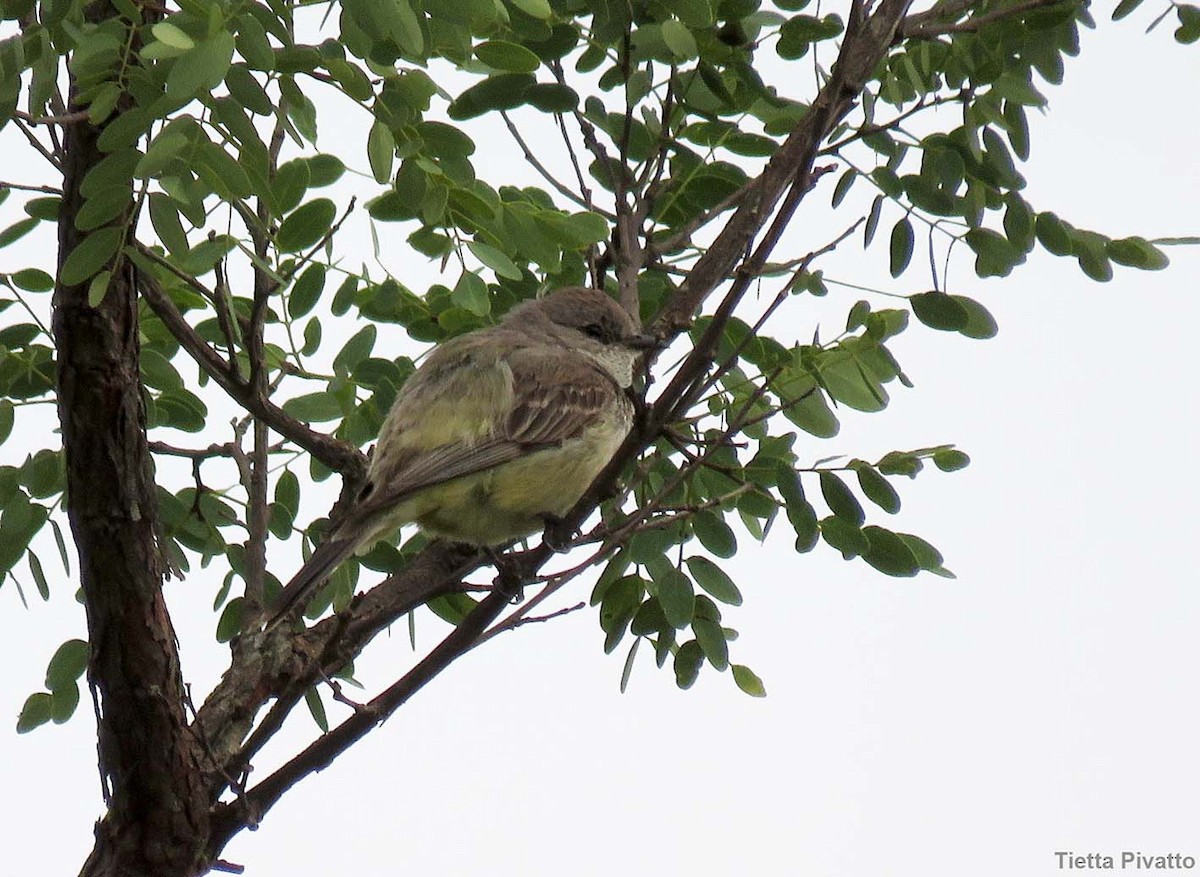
[54, 5, 210, 876]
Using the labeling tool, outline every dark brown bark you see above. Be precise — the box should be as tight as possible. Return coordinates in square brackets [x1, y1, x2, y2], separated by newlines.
[54, 5, 210, 876]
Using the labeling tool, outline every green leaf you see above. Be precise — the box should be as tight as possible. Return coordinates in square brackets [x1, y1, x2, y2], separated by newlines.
[1112, 0, 1145, 20]
[819, 471, 864, 525]
[674, 640, 703, 689]
[475, 39, 540, 73]
[619, 638, 639, 693]
[1073, 230, 1113, 282]
[0, 400, 13, 445]
[684, 556, 743, 606]
[367, 121, 395, 184]
[235, 13, 274, 70]
[50, 684, 80, 723]
[16, 692, 53, 733]
[275, 469, 300, 518]
[152, 22, 194, 50]
[778, 13, 843, 58]
[448, 74, 535, 120]
[154, 387, 207, 432]
[11, 268, 54, 292]
[343, 0, 424, 55]
[277, 199, 336, 252]
[281, 391, 343, 422]
[166, 31, 235, 101]
[863, 195, 884, 247]
[692, 510, 736, 558]
[655, 567, 695, 629]
[693, 615, 728, 671]
[304, 686, 329, 732]
[661, 19, 698, 59]
[0, 217, 39, 249]
[951, 295, 998, 339]
[630, 598, 667, 637]
[509, 0, 552, 19]
[965, 228, 1024, 278]
[306, 156, 346, 188]
[288, 264, 326, 319]
[524, 82, 580, 114]
[854, 465, 900, 514]
[1106, 236, 1169, 271]
[60, 227, 122, 286]
[1035, 211, 1073, 256]
[732, 664, 766, 697]
[831, 168, 855, 207]
[50, 517, 71, 575]
[889, 217, 914, 277]
[28, 551, 48, 599]
[862, 526, 920, 577]
[899, 532, 954, 578]
[910, 291, 968, 332]
[776, 465, 819, 552]
[820, 515, 869, 559]
[333, 325, 377, 376]
[600, 575, 642, 652]
[45, 639, 88, 691]
[933, 449, 970, 472]
[148, 194, 188, 257]
[451, 271, 491, 316]
[1177, 5, 1200, 43]
[467, 240, 522, 280]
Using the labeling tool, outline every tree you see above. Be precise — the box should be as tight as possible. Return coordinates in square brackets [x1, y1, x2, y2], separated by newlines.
[0, 0, 1191, 874]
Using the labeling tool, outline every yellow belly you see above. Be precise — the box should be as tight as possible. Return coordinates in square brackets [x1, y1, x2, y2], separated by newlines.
[414, 426, 625, 544]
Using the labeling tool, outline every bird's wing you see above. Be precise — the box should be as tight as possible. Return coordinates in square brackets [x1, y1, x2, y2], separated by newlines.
[266, 343, 621, 626]
[358, 345, 620, 514]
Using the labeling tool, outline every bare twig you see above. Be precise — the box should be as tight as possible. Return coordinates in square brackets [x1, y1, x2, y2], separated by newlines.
[14, 108, 91, 126]
[0, 180, 62, 195]
[901, 0, 1063, 38]
[480, 601, 586, 642]
[12, 117, 62, 168]
[148, 441, 241, 460]
[820, 91, 965, 154]
[500, 112, 607, 215]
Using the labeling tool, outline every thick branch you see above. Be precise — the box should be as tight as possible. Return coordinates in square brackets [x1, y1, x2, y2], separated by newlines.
[57, 5, 208, 876]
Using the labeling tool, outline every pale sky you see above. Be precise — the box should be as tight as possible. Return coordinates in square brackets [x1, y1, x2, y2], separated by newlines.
[2, 13, 1198, 877]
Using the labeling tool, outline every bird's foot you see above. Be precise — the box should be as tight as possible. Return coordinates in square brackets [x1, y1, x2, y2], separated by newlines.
[539, 512, 576, 552]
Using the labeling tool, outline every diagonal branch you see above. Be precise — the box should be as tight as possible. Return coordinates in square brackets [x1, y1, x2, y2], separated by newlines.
[135, 259, 367, 480]
[900, 0, 1064, 38]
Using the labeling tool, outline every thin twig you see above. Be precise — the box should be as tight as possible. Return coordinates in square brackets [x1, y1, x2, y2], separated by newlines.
[0, 180, 62, 194]
[12, 117, 62, 169]
[901, 0, 1061, 38]
[500, 112, 606, 214]
[14, 108, 91, 126]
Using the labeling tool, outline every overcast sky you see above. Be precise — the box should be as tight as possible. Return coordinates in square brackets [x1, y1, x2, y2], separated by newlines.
[2, 12, 1198, 877]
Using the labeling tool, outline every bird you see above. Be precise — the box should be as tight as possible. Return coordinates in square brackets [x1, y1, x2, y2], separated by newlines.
[266, 286, 655, 625]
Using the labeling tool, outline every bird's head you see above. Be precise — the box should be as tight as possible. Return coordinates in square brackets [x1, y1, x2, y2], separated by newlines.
[508, 287, 658, 386]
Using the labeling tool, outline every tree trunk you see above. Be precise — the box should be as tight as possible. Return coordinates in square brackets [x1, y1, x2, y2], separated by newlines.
[54, 5, 211, 875]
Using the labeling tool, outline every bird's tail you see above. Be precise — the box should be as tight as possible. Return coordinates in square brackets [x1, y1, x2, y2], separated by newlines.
[264, 536, 359, 629]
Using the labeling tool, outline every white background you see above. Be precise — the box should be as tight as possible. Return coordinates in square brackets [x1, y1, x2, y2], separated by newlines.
[1, 11, 1198, 877]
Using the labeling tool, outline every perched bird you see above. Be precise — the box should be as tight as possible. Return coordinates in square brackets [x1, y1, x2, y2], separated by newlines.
[267, 286, 654, 624]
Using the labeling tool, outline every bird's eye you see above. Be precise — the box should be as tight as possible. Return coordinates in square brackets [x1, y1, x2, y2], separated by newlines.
[583, 323, 606, 340]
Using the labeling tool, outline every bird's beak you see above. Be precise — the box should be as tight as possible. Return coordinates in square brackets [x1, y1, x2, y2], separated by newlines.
[625, 332, 661, 350]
